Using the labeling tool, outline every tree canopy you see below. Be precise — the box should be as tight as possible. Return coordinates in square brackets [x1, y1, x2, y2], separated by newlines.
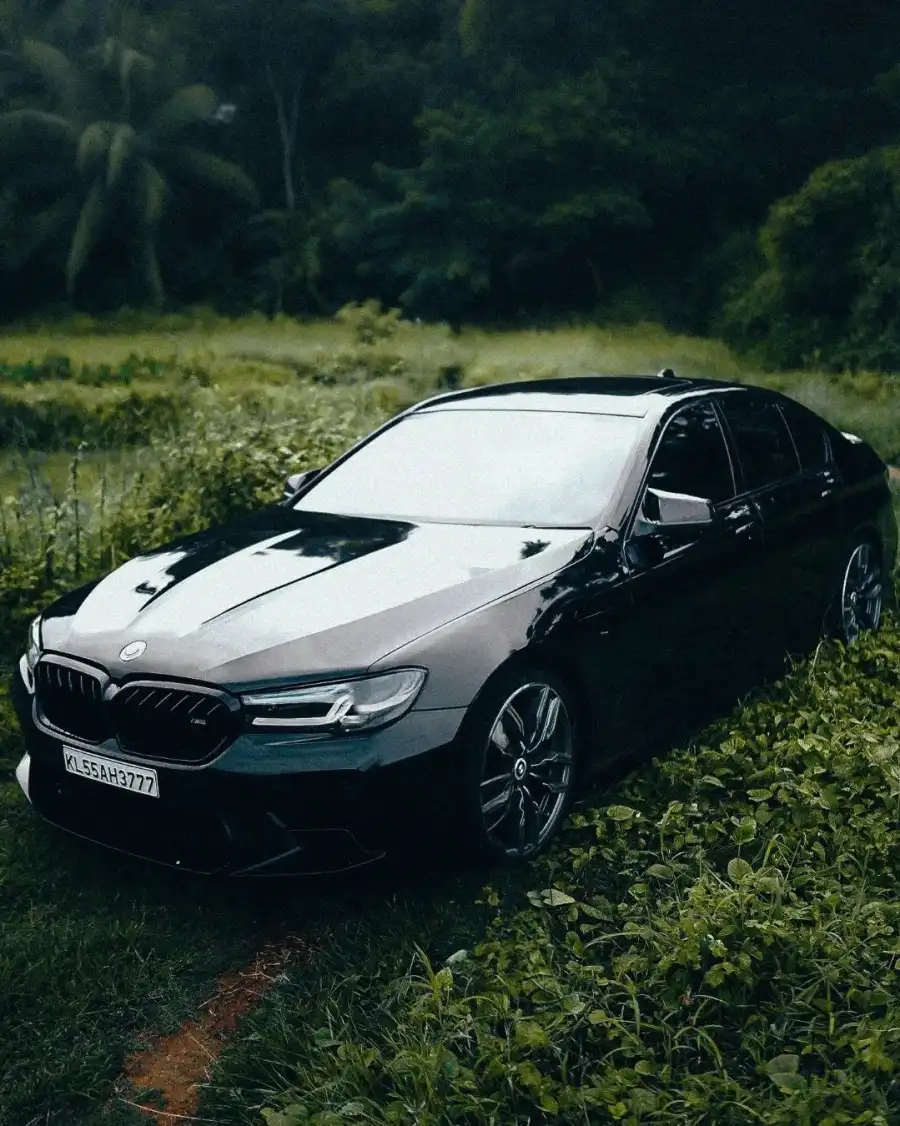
[1, 0, 899, 364]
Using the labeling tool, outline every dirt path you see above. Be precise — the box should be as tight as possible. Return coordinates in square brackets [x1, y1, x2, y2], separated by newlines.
[117, 934, 314, 1123]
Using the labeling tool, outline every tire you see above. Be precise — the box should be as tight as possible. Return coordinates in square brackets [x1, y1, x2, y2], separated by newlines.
[834, 539, 884, 644]
[454, 666, 581, 862]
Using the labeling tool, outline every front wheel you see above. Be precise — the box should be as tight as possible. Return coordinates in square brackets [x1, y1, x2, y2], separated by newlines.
[836, 540, 884, 643]
[456, 669, 580, 861]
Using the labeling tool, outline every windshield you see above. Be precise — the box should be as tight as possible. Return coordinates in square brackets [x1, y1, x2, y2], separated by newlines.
[293, 408, 642, 526]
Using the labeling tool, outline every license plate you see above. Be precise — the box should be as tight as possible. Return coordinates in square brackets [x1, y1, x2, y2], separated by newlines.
[63, 747, 159, 798]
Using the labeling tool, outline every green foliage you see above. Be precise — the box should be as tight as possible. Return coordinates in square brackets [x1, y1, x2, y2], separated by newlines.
[1, 0, 899, 326]
[245, 209, 325, 316]
[202, 624, 900, 1126]
[0, 352, 175, 384]
[0, 35, 258, 305]
[0, 383, 184, 450]
[0, 326, 898, 1120]
[721, 147, 900, 371]
[335, 300, 404, 345]
[0, 379, 393, 653]
[329, 60, 650, 320]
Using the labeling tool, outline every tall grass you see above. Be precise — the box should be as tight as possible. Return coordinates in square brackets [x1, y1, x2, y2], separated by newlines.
[1, 313, 897, 460]
[0, 382, 401, 681]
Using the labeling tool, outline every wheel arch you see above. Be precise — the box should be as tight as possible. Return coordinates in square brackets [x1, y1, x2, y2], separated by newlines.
[456, 641, 596, 752]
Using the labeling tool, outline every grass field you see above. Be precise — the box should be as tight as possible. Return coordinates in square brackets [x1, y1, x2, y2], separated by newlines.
[1, 314, 899, 1125]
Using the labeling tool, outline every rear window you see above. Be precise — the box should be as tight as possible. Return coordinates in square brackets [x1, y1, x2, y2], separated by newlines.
[779, 401, 831, 470]
[718, 397, 801, 491]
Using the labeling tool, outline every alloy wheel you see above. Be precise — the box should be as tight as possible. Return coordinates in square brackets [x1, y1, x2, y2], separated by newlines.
[840, 542, 883, 643]
[479, 682, 574, 858]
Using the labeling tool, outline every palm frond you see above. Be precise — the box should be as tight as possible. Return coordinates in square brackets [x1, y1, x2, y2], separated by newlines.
[20, 39, 82, 113]
[0, 109, 77, 157]
[133, 158, 166, 227]
[95, 37, 118, 71]
[106, 123, 136, 190]
[66, 179, 106, 296]
[118, 46, 155, 113]
[151, 84, 217, 138]
[136, 231, 164, 304]
[167, 145, 259, 209]
[0, 196, 77, 271]
[77, 121, 116, 178]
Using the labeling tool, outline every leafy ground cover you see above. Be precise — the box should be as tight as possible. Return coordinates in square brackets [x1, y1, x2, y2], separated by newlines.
[205, 625, 900, 1126]
[0, 319, 899, 1124]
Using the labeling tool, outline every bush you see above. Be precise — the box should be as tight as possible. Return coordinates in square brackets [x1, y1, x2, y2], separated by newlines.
[0, 386, 393, 657]
[0, 385, 186, 449]
[335, 300, 406, 346]
[720, 147, 900, 372]
[0, 354, 178, 386]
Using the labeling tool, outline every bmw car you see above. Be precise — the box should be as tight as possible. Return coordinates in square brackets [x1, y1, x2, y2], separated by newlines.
[10, 373, 896, 874]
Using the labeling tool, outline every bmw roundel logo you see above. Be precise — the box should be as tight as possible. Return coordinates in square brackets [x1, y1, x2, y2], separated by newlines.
[119, 640, 147, 662]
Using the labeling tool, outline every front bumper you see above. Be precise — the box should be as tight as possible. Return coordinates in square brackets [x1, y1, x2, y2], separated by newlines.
[10, 663, 465, 876]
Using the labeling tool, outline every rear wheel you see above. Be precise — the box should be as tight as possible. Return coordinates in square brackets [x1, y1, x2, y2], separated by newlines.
[457, 668, 580, 861]
[837, 540, 883, 643]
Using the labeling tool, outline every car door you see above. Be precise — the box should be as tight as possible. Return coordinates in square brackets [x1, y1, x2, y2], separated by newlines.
[614, 398, 767, 750]
[776, 398, 845, 643]
[717, 393, 841, 663]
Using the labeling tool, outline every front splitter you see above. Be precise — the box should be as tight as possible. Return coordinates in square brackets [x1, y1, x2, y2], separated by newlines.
[31, 803, 386, 877]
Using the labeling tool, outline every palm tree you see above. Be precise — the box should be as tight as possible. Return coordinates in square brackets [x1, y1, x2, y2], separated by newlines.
[0, 37, 259, 303]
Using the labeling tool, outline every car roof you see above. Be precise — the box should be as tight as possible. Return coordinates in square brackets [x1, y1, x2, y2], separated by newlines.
[412, 374, 747, 419]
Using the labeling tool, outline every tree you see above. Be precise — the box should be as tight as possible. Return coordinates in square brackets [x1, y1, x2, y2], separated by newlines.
[0, 35, 258, 304]
[327, 54, 650, 320]
[720, 146, 900, 370]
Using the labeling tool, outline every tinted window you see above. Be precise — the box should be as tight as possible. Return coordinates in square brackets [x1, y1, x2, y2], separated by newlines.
[294, 409, 642, 526]
[780, 401, 830, 470]
[719, 397, 801, 490]
[647, 401, 735, 503]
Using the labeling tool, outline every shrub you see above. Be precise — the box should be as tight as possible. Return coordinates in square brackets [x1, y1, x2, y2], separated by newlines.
[0, 385, 185, 449]
[720, 147, 900, 372]
[0, 386, 393, 656]
[0, 353, 179, 386]
[335, 300, 406, 346]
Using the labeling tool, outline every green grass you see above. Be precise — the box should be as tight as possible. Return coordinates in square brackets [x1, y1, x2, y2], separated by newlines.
[0, 312, 742, 375]
[1, 316, 899, 1125]
[1, 312, 898, 469]
[0, 792, 267, 1126]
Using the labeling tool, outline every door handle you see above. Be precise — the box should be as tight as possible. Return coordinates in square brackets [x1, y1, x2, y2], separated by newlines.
[721, 502, 762, 538]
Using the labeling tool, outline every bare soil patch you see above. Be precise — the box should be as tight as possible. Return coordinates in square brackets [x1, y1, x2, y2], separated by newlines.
[120, 933, 314, 1123]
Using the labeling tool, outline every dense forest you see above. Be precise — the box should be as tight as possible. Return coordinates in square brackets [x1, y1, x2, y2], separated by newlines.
[2, 0, 900, 368]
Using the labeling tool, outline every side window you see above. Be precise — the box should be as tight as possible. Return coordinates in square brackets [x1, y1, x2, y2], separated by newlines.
[719, 397, 801, 491]
[646, 401, 735, 503]
[779, 401, 830, 471]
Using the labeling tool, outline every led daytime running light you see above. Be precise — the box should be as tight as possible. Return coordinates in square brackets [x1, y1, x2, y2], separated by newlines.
[242, 668, 426, 732]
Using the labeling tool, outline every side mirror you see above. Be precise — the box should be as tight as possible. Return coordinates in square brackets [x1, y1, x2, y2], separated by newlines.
[282, 468, 321, 503]
[643, 487, 714, 528]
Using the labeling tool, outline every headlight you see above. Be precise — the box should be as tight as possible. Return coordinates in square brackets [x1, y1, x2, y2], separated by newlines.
[19, 616, 41, 694]
[26, 616, 41, 671]
[241, 669, 427, 733]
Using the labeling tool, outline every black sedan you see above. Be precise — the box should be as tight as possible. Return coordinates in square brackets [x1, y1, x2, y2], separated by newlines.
[11, 373, 896, 874]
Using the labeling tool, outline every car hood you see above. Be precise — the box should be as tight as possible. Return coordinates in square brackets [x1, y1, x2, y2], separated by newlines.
[41, 507, 593, 687]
